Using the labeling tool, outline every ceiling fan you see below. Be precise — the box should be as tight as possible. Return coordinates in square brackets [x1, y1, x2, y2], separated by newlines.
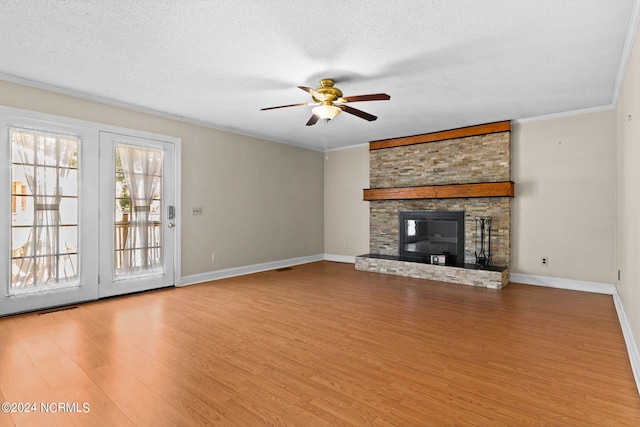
[261, 78, 390, 126]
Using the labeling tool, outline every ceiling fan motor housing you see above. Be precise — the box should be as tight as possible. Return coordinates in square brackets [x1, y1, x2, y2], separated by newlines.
[313, 79, 343, 103]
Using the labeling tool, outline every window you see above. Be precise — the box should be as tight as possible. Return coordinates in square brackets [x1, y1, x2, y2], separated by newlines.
[10, 128, 79, 293]
[113, 145, 163, 278]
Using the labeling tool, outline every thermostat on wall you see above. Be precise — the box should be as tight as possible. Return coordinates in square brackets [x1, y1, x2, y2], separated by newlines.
[431, 255, 446, 265]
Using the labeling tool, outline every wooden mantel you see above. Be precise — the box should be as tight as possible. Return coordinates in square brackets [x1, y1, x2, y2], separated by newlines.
[363, 181, 514, 201]
[370, 121, 510, 150]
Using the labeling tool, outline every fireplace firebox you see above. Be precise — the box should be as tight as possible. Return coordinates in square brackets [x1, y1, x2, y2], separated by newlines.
[399, 210, 465, 265]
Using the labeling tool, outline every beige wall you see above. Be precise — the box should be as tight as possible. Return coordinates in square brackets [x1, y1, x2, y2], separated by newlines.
[616, 20, 640, 350]
[511, 111, 617, 283]
[0, 81, 325, 278]
[324, 145, 370, 257]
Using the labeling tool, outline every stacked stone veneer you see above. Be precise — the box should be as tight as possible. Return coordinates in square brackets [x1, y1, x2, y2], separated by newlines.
[370, 133, 510, 188]
[362, 127, 512, 288]
[355, 257, 509, 289]
[370, 198, 510, 266]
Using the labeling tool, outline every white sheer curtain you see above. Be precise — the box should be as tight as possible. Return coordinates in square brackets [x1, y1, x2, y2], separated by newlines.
[11, 129, 78, 290]
[116, 146, 163, 277]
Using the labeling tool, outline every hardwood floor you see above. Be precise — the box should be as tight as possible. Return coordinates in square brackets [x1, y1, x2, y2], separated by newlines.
[0, 261, 639, 426]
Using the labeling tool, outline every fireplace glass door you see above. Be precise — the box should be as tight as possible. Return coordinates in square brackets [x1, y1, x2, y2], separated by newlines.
[404, 219, 459, 255]
[399, 210, 465, 264]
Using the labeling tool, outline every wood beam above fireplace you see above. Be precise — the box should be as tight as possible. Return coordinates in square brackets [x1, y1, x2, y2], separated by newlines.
[363, 181, 514, 201]
[369, 121, 510, 150]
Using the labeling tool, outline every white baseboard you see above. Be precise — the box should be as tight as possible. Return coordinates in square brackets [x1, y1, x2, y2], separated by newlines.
[511, 272, 639, 394]
[324, 254, 357, 263]
[180, 253, 357, 286]
[179, 254, 324, 286]
[613, 292, 640, 394]
[509, 273, 617, 294]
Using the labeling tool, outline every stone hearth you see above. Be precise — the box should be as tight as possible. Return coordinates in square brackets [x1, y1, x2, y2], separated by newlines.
[356, 255, 509, 289]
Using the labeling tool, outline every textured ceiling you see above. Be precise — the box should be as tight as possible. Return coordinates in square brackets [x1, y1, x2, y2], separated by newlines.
[1, 1, 638, 150]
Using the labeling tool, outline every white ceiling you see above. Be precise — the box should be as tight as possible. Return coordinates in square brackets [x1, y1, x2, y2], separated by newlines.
[1, 1, 638, 150]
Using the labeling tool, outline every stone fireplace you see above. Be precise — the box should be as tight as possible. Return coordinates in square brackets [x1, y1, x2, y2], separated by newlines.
[355, 121, 513, 289]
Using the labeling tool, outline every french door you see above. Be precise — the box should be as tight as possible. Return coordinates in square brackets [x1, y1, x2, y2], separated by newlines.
[98, 132, 176, 297]
[0, 110, 179, 316]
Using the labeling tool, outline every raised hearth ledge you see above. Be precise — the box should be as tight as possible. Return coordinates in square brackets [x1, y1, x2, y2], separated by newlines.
[355, 254, 509, 290]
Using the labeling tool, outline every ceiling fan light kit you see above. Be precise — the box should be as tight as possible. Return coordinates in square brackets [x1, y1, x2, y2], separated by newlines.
[312, 104, 341, 120]
[261, 78, 390, 126]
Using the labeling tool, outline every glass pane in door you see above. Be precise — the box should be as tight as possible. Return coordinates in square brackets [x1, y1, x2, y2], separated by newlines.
[113, 145, 163, 279]
[10, 128, 79, 294]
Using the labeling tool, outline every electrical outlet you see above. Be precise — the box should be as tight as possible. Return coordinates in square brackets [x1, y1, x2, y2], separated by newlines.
[192, 207, 203, 215]
[211, 252, 218, 262]
[541, 257, 548, 266]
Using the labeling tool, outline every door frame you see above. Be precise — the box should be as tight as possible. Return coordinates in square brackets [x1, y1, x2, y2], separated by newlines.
[98, 132, 177, 298]
[0, 105, 181, 316]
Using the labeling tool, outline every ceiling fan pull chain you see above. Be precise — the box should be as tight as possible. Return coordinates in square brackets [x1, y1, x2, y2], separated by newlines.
[323, 119, 328, 160]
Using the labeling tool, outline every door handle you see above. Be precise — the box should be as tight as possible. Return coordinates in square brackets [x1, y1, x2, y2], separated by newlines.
[167, 223, 175, 228]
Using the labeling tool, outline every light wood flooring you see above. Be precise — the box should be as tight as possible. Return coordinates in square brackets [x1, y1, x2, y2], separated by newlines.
[0, 261, 639, 426]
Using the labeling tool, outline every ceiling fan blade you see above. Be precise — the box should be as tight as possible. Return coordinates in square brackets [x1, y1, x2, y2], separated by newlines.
[342, 105, 377, 121]
[306, 114, 320, 126]
[341, 93, 390, 103]
[260, 103, 309, 111]
[298, 85, 326, 101]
